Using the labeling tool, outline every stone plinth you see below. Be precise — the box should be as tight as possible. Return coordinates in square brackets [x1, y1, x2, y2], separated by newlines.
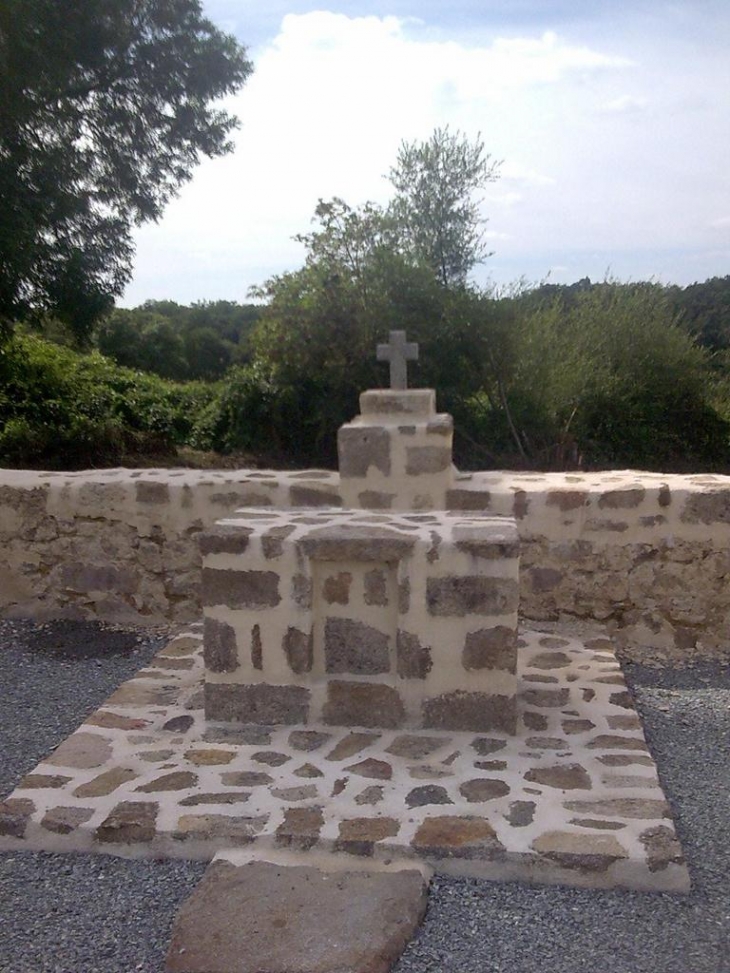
[201, 509, 519, 733]
[338, 390, 454, 511]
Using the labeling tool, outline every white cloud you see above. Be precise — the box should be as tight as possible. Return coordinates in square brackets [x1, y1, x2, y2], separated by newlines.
[124, 10, 729, 304]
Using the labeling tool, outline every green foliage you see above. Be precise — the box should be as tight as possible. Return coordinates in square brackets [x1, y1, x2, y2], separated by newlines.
[0, 333, 217, 468]
[0, 0, 252, 343]
[96, 301, 261, 380]
[388, 127, 500, 287]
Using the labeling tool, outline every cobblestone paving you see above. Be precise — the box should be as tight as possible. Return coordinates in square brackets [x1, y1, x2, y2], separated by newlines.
[0, 626, 689, 892]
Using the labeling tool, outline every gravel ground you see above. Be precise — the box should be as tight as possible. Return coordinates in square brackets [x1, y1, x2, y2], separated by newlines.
[1, 618, 729, 973]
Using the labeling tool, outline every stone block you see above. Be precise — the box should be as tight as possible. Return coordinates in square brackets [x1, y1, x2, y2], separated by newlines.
[165, 859, 428, 973]
[396, 629, 432, 679]
[337, 427, 391, 477]
[423, 691, 517, 733]
[323, 681, 405, 728]
[324, 618, 391, 675]
[299, 526, 414, 563]
[405, 446, 451, 475]
[426, 576, 519, 617]
[135, 481, 169, 504]
[199, 526, 252, 556]
[202, 568, 281, 609]
[205, 683, 310, 725]
[283, 626, 313, 674]
[203, 617, 239, 673]
[462, 626, 516, 672]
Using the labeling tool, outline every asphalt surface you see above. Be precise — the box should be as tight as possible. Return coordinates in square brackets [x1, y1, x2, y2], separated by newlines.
[1, 617, 729, 973]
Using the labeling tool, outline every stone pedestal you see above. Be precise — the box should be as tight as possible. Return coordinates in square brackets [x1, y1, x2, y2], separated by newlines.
[201, 509, 519, 733]
[338, 390, 453, 512]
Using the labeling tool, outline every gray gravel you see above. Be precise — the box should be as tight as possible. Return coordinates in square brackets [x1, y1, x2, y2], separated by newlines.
[1, 619, 729, 973]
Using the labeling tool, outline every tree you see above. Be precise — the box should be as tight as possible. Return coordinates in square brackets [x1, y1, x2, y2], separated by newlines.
[388, 127, 500, 288]
[0, 0, 252, 344]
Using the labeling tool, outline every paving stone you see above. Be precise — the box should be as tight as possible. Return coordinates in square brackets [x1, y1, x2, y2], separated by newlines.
[525, 764, 592, 790]
[345, 758, 393, 780]
[179, 792, 252, 807]
[221, 771, 273, 787]
[587, 734, 649, 751]
[406, 785, 454, 808]
[335, 818, 401, 855]
[293, 763, 324, 778]
[275, 806, 324, 850]
[607, 714, 642, 730]
[163, 715, 195, 733]
[355, 786, 384, 806]
[523, 711, 549, 731]
[530, 651, 572, 669]
[412, 816, 505, 859]
[524, 736, 570, 750]
[597, 754, 654, 767]
[174, 814, 268, 845]
[19, 774, 71, 789]
[138, 749, 175, 762]
[505, 800, 535, 827]
[106, 681, 179, 706]
[185, 748, 236, 766]
[409, 765, 454, 780]
[270, 784, 319, 802]
[40, 806, 94, 834]
[204, 725, 271, 746]
[46, 732, 113, 769]
[459, 779, 511, 802]
[563, 798, 670, 819]
[86, 711, 151, 730]
[289, 730, 332, 752]
[522, 688, 570, 708]
[73, 767, 138, 798]
[562, 719, 596, 734]
[250, 750, 290, 767]
[136, 771, 199, 792]
[570, 818, 627, 831]
[532, 830, 629, 872]
[474, 759, 508, 771]
[96, 801, 158, 844]
[471, 737, 507, 756]
[386, 734, 444, 760]
[0, 798, 35, 838]
[165, 859, 428, 973]
[639, 825, 685, 872]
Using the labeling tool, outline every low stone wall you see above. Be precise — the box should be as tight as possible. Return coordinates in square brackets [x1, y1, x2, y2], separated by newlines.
[1, 466, 728, 661]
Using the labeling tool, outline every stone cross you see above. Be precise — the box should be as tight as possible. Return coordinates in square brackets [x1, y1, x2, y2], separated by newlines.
[376, 331, 419, 390]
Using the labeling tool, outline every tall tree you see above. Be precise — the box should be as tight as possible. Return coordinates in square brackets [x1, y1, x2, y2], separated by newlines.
[388, 127, 500, 288]
[0, 0, 252, 344]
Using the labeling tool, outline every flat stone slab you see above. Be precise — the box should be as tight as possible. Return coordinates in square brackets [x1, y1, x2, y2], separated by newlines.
[165, 856, 429, 973]
[0, 625, 690, 892]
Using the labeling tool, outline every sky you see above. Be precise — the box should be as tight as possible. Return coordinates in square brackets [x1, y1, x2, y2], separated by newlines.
[122, 1, 730, 306]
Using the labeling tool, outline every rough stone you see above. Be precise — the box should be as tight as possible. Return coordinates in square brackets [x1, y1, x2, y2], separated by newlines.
[251, 751, 290, 767]
[40, 806, 94, 834]
[293, 763, 324, 778]
[587, 735, 648, 751]
[136, 771, 199, 792]
[524, 764, 592, 790]
[546, 490, 588, 511]
[0, 798, 35, 838]
[165, 859, 428, 973]
[275, 807, 325, 850]
[46, 732, 113, 769]
[289, 730, 331, 752]
[445, 489, 492, 511]
[73, 767, 137, 798]
[271, 784, 319, 802]
[563, 798, 670, 819]
[598, 488, 646, 509]
[205, 683, 310, 725]
[18, 774, 72, 789]
[220, 771, 273, 787]
[522, 688, 570, 708]
[203, 617, 238, 674]
[336, 816, 400, 854]
[173, 814, 267, 845]
[185, 749, 236, 767]
[323, 681, 405, 729]
[562, 719, 596, 734]
[532, 831, 629, 873]
[530, 567, 563, 593]
[344, 758, 393, 780]
[523, 711, 549, 731]
[531, 651, 572, 669]
[358, 490, 395, 509]
[472, 737, 507, 756]
[324, 618, 391, 675]
[96, 801, 158, 844]
[462, 626, 516, 672]
[86, 712, 150, 731]
[355, 786, 384, 806]
[262, 525, 296, 559]
[325, 732, 380, 761]
[412, 816, 505, 859]
[386, 735, 443, 760]
[199, 526, 252, 556]
[639, 825, 685, 872]
[290, 485, 342, 507]
[179, 793, 252, 807]
[681, 489, 730, 524]
[406, 785, 454, 808]
[459, 779, 511, 802]
[505, 801, 535, 827]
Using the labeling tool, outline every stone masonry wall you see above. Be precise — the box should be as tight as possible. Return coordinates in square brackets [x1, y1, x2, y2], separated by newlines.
[1, 466, 728, 661]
